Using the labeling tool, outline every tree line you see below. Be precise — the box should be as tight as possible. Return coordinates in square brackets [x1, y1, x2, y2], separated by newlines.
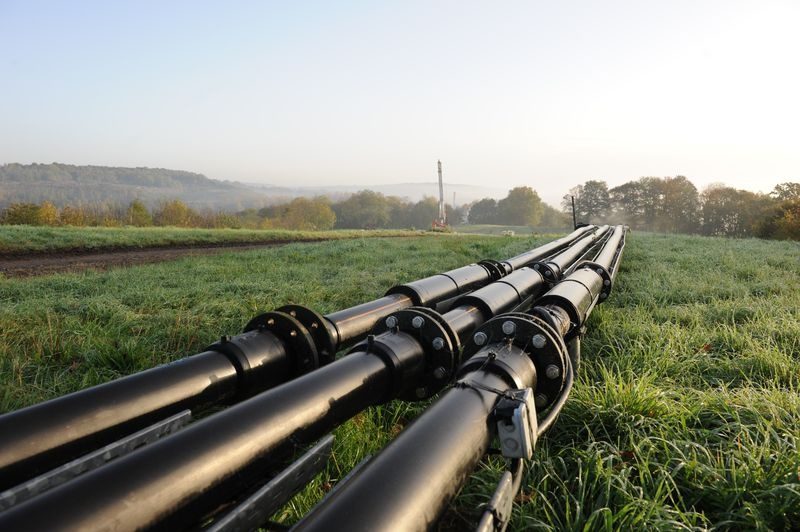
[3, 178, 797, 240]
[0, 187, 569, 232]
[563, 178, 799, 239]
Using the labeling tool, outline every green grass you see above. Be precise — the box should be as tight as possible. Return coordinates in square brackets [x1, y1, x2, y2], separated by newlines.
[0, 224, 421, 254]
[1, 233, 799, 529]
[455, 224, 572, 236]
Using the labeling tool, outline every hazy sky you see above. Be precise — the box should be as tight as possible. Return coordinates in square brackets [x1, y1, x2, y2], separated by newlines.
[2, 1, 798, 205]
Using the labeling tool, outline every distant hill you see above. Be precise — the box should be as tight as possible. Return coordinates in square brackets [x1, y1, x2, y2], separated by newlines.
[0, 163, 507, 210]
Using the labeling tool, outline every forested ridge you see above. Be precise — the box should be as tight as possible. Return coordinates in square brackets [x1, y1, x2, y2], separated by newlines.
[0, 163, 264, 210]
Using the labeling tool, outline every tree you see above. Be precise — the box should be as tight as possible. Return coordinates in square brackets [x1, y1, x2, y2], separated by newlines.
[2, 203, 43, 225]
[700, 186, 771, 237]
[333, 190, 391, 229]
[561, 181, 609, 224]
[154, 200, 194, 227]
[126, 199, 153, 226]
[580, 180, 610, 222]
[59, 205, 87, 226]
[658, 176, 700, 233]
[38, 201, 59, 226]
[771, 182, 800, 201]
[609, 181, 645, 229]
[538, 203, 571, 229]
[468, 198, 498, 224]
[279, 197, 336, 230]
[405, 197, 439, 229]
[497, 187, 543, 226]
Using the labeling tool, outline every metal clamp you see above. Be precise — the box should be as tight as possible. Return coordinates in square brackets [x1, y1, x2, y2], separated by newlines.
[493, 388, 537, 459]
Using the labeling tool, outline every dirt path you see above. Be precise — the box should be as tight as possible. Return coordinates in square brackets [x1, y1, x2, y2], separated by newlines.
[0, 241, 299, 278]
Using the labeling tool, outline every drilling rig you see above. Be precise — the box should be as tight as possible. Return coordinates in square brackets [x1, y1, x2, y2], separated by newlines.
[431, 160, 448, 230]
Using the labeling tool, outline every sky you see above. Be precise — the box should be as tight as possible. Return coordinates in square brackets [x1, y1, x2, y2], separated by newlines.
[1, 0, 799, 206]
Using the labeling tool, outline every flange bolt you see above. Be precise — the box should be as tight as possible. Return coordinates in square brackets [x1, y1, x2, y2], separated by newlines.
[412, 316, 425, 329]
[535, 393, 548, 409]
[545, 364, 561, 379]
[473, 331, 488, 346]
[501, 321, 516, 335]
[385, 316, 398, 328]
[532, 334, 547, 349]
[432, 337, 445, 350]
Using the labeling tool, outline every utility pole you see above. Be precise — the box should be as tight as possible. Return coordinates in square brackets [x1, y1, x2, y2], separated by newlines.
[438, 160, 446, 225]
[571, 195, 577, 229]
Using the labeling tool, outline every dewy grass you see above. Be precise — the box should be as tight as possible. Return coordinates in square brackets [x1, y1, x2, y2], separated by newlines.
[1, 232, 799, 529]
[0, 224, 421, 254]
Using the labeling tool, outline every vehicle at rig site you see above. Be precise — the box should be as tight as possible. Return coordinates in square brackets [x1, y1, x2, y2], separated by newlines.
[0, 224, 627, 531]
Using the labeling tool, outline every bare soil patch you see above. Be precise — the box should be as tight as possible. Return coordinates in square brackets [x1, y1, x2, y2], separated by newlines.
[0, 241, 297, 277]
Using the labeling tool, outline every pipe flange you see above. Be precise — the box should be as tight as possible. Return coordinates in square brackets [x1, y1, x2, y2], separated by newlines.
[531, 261, 559, 283]
[577, 261, 613, 302]
[244, 311, 320, 376]
[478, 259, 506, 282]
[462, 313, 567, 411]
[372, 306, 460, 401]
[277, 305, 338, 365]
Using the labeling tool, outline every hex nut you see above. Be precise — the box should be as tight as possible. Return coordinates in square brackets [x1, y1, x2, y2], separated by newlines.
[532, 334, 547, 349]
[473, 331, 488, 346]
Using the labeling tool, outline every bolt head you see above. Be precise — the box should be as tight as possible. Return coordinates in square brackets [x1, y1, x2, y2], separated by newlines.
[545, 364, 561, 379]
[532, 334, 547, 349]
[535, 393, 548, 408]
[385, 316, 398, 328]
[415, 387, 427, 398]
[473, 331, 488, 346]
[501, 320, 516, 335]
[533, 264, 540, 270]
[544, 270, 552, 277]
[432, 337, 445, 350]
[596, 268, 604, 276]
[433, 366, 447, 380]
[411, 316, 425, 329]
[604, 279, 611, 286]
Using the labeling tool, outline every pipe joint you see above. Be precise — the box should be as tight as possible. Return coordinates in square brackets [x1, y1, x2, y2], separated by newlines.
[238, 311, 320, 378]
[531, 261, 560, 282]
[369, 307, 460, 401]
[575, 261, 613, 302]
[460, 313, 568, 411]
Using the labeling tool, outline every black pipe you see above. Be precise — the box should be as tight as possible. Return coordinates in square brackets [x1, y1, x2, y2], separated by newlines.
[295, 227, 629, 531]
[532, 225, 609, 281]
[0, 248, 518, 489]
[295, 344, 538, 532]
[501, 225, 594, 272]
[0, 352, 396, 532]
[0, 266, 554, 531]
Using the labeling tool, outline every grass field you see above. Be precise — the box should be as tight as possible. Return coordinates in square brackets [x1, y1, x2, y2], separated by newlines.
[454, 224, 571, 236]
[0, 233, 798, 529]
[0, 225, 420, 254]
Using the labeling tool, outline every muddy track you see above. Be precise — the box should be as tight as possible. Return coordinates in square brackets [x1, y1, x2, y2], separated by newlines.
[0, 240, 322, 278]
